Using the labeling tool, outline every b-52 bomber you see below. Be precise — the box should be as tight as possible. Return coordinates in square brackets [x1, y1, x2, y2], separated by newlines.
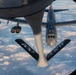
[0, 0, 76, 67]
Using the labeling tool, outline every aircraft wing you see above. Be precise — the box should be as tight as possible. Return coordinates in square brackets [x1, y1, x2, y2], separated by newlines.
[55, 20, 76, 28]
[0, 17, 27, 24]
[0, 16, 76, 28]
[42, 20, 76, 28]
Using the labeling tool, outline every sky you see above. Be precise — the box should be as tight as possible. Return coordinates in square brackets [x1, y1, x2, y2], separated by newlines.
[0, 0, 76, 75]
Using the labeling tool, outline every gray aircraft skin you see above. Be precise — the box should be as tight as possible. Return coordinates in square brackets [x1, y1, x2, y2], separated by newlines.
[46, 6, 57, 46]
[0, 0, 57, 67]
[0, 0, 54, 17]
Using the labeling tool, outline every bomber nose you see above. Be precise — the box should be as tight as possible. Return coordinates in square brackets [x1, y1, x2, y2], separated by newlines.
[50, 39, 56, 46]
[47, 39, 56, 46]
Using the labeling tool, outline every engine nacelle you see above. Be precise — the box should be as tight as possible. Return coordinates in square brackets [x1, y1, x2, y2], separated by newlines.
[46, 25, 57, 46]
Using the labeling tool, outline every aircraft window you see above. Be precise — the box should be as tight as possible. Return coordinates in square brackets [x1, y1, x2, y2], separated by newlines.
[49, 30, 54, 33]
[49, 30, 52, 32]
[48, 36, 51, 38]
[51, 36, 52, 38]
[48, 35, 55, 38]
[53, 36, 55, 38]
